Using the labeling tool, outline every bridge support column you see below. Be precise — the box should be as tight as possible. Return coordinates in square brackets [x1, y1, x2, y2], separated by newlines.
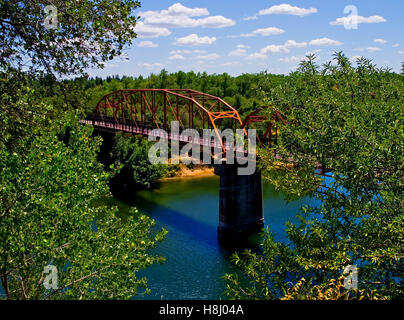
[215, 164, 264, 247]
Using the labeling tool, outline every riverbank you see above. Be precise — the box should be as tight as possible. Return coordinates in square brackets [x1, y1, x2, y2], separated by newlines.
[160, 164, 215, 181]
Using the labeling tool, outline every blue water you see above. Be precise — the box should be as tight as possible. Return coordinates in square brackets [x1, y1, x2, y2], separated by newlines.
[112, 175, 318, 300]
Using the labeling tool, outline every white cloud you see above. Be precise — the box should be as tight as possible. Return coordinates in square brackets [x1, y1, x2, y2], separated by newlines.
[261, 44, 290, 54]
[309, 38, 343, 46]
[170, 49, 207, 55]
[221, 61, 240, 66]
[196, 60, 212, 65]
[194, 16, 236, 28]
[195, 60, 216, 70]
[350, 55, 363, 62]
[234, 27, 285, 38]
[170, 50, 191, 55]
[355, 47, 381, 52]
[367, 47, 381, 52]
[140, 3, 235, 29]
[330, 15, 386, 26]
[173, 34, 216, 46]
[138, 63, 164, 69]
[284, 40, 307, 48]
[243, 15, 257, 21]
[398, 51, 404, 54]
[168, 54, 185, 60]
[228, 44, 251, 56]
[258, 4, 318, 17]
[165, 3, 209, 17]
[246, 52, 268, 60]
[262, 40, 307, 53]
[279, 56, 304, 64]
[193, 49, 208, 54]
[306, 49, 321, 55]
[134, 22, 171, 38]
[138, 41, 158, 48]
[374, 39, 387, 44]
[246, 40, 308, 60]
[195, 53, 220, 60]
[228, 47, 248, 57]
[194, 60, 216, 71]
[393, 44, 400, 48]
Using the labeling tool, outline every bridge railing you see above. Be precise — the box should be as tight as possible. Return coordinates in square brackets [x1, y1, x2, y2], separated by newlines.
[84, 116, 250, 152]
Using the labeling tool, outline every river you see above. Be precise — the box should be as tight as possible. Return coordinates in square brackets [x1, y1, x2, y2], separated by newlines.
[112, 175, 318, 300]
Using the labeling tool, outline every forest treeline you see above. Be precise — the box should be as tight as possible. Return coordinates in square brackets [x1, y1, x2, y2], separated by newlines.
[34, 66, 404, 122]
[86, 70, 285, 115]
[34, 70, 288, 120]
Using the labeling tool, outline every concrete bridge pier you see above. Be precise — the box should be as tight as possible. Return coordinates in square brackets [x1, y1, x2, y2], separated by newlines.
[214, 164, 264, 247]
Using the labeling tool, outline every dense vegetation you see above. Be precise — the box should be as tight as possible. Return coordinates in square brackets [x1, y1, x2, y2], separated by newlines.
[224, 53, 404, 300]
[110, 133, 180, 192]
[0, 0, 168, 300]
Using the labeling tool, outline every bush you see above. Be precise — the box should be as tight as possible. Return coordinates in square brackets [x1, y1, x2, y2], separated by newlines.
[224, 53, 404, 300]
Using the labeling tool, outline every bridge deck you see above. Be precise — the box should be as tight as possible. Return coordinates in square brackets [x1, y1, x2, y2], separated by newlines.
[81, 119, 247, 153]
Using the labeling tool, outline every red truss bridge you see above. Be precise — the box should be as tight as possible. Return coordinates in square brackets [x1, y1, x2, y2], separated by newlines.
[82, 89, 284, 152]
[80, 88, 327, 247]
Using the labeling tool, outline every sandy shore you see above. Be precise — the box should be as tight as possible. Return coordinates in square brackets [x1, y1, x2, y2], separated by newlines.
[160, 164, 215, 181]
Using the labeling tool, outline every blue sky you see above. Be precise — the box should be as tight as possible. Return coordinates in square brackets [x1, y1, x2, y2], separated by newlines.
[90, 1, 404, 78]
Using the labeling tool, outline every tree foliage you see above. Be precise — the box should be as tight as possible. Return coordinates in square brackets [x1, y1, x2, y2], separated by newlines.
[224, 53, 404, 300]
[110, 133, 174, 191]
[0, 110, 166, 299]
[0, 0, 170, 300]
[1, 0, 141, 77]
[0, 71, 51, 150]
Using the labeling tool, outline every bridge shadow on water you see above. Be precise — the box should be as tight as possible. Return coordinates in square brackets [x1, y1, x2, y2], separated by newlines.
[134, 194, 220, 249]
[109, 178, 224, 250]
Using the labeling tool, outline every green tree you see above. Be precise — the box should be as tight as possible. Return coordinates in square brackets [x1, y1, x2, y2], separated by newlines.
[176, 71, 187, 88]
[1, 0, 169, 300]
[224, 53, 404, 300]
[0, 109, 166, 299]
[0, 71, 50, 150]
[1, 0, 140, 77]
[110, 134, 174, 191]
